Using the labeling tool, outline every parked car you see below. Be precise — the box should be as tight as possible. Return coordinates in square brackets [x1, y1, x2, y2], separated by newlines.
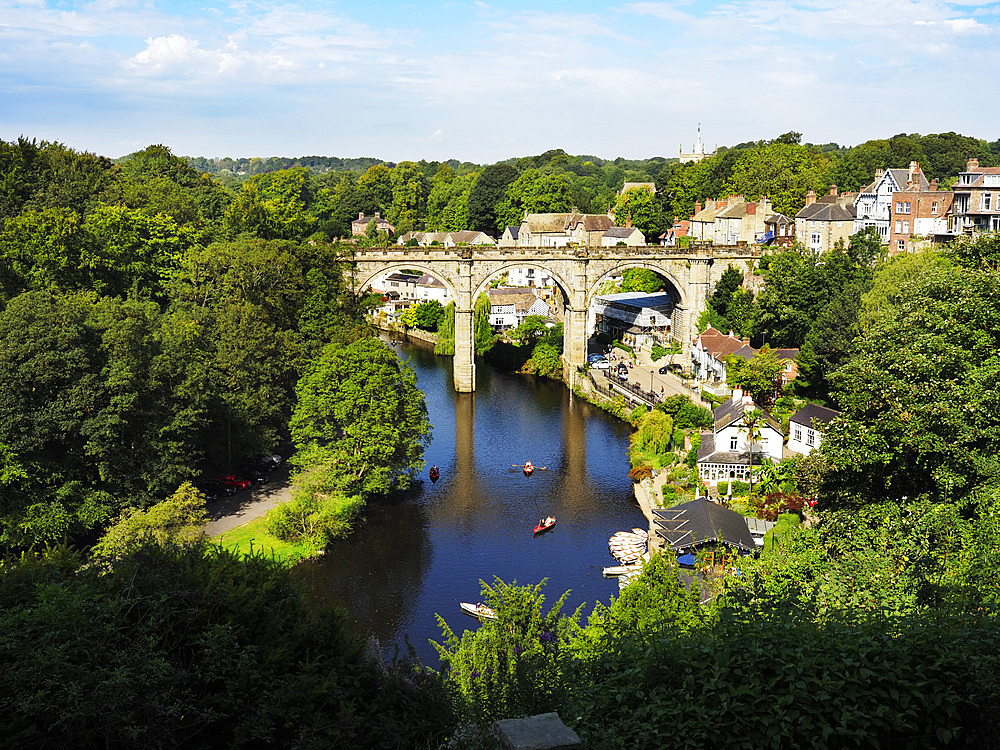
[238, 463, 269, 484]
[219, 475, 252, 491]
[590, 358, 610, 370]
[658, 363, 682, 374]
[194, 482, 220, 502]
[252, 453, 284, 472]
[200, 479, 236, 498]
[587, 354, 607, 363]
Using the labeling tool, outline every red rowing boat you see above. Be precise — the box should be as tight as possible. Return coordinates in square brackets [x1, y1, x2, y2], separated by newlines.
[533, 516, 556, 534]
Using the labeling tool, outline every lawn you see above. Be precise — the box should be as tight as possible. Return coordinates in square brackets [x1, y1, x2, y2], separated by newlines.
[213, 514, 321, 565]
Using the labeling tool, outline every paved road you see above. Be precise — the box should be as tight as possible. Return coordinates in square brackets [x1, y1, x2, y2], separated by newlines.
[204, 467, 292, 537]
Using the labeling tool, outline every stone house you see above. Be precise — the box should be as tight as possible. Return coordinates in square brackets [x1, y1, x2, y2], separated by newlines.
[688, 198, 730, 241]
[713, 198, 773, 245]
[795, 186, 856, 254]
[486, 287, 551, 329]
[444, 230, 495, 247]
[601, 226, 646, 246]
[948, 158, 1000, 236]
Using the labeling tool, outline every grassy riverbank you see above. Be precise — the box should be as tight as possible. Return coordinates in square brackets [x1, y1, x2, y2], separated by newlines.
[213, 515, 320, 565]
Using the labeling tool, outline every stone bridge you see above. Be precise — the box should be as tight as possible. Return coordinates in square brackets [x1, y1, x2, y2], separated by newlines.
[349, 243, 762, 392]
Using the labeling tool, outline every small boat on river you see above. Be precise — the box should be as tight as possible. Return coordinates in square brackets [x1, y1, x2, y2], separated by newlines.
[534, 516, 556, 535]
[460, 602, 497, 621]
[429, 465, 439, 482]
[523, 461, 534, 476]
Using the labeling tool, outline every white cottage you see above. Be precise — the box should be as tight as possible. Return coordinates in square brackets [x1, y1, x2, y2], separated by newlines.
[697, 390, 784, 486]
[787, 403, 840, 455]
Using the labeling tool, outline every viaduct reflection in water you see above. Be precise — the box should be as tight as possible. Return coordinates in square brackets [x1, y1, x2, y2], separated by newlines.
[297, 338, 643, 665]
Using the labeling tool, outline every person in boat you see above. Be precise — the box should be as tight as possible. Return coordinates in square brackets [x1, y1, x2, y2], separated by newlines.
[524, 460, 534, 472]
[430, 465, 439, 475]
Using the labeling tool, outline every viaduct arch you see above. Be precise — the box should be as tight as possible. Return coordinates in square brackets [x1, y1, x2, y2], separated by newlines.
[351, 244, 761, 392]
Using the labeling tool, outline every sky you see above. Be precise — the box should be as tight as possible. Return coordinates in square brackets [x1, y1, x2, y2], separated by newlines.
[2, 0, 999, 163]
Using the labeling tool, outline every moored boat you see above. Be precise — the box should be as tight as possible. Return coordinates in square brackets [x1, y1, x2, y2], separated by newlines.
[429, 466, 439, 481]
[460, 602, 497, 620]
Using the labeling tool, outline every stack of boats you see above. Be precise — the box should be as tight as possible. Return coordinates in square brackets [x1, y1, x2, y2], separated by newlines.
[608, 528, 648, 564]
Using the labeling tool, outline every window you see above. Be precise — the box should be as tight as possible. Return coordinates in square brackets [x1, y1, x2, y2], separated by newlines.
[793, 426, 802, 442]
[904, 201, 911, 213]
[903, 220, 910, 233]
[806, 430, 815, 447]
[895, 201, 903, 213]
[931, 202, 938, 215]
[986, 175, 1000, 187]
[730, 436, 738, 451]
[810, 232, 821, 248]
[984, 193, 993, 211]
[897, 239, 905, 252]
[895, 220, 902, 233]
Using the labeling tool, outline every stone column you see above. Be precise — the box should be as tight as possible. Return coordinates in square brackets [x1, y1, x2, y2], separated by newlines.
[453, 252, 476, 392]
[561, 306, 589, 387]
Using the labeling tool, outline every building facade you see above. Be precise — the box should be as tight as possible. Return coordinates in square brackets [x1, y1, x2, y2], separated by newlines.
[887, 183, 953, 254]
[949, 158, 1000, 236]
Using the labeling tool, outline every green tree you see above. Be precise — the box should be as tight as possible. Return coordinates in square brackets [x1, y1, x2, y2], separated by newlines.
[474, 292, 493, 354]
[412, 299, 445, 331]
[357, 164, 393, 215]
[612, 186, 664, 236]
[467, 164, 519, 233]
[435, 301, 456, 355]
[741, 408, 765, 497]
[722, 141, 829, 215]
[620, 268, 666, 293]
[290, 337, 430, 497]
[726, 345, 785, 407]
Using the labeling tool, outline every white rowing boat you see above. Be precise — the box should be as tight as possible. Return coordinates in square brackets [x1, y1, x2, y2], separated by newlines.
[460, 602, 497, 620]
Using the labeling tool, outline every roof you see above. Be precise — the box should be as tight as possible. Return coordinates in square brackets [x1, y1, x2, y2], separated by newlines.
[448, 230, 494, 245]
[564, 209, 614, 232]
[504, 226, 519, 239]
[730, 344, 756, 361]
[621, 182, 656, 194]
[486, 287, 548, 314]
[712, 394, 782, 433]
[693, 326, 752, 360]
[595, 292, 675, 310]
[384, 272, 421, 283]
[603, 226, 641, 238]
[415, 274, 445, 288]
[765, 213, 794, 225]
[715, 202, 750, 220]
[795, 202, 856, 221]
[790, 402, 841, 427]
[652, 498, 758, 553]
[522, 213, 568, 233]
[771, 348, 800, 361]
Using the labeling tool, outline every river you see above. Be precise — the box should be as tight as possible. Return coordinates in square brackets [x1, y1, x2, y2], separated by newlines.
[295, 337, 645, 666]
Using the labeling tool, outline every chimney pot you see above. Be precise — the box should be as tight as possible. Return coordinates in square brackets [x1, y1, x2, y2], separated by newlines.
[359, 212, 364, 220]
[930, 179, 939, 192]
[968, 157, 980, 171]
[805, 190, 817, 207]
[375, 212, 380, 219]
[829, 184, 838, 197]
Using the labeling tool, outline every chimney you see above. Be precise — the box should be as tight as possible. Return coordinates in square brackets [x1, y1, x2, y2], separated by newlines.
[747, 202, 757, 216]
[359, 212, 365, 220]
[805, 190, 816, 206]
[374, 212, 381, 219]
[829, 184, 838, 197]
[694, 200, 702, 214]
[930, 179, 939, 192]
[967, 157, 980, 171]
[626, 215, 632, 229]
[732, 388, 743, 403]
[874, 169, 884, 182]
[908, 161, 920, 188]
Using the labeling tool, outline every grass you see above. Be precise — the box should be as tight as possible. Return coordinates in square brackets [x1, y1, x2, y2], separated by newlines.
[213, 514, 321, 566]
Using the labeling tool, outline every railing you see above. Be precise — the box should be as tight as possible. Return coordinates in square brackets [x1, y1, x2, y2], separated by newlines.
[584, 370, 658, 408]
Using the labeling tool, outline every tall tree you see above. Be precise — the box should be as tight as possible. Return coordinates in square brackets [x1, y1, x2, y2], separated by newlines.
[467, 164, 518, 234]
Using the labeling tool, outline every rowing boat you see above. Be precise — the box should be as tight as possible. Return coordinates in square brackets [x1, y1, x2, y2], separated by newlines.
[459, 602, 497, 620]
[533, 516, 556, 534]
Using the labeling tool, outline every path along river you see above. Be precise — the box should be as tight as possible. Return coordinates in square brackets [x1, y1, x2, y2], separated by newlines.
[294, 337, 645, 666]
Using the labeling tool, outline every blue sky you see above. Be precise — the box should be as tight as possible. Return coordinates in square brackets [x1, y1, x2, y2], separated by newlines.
[1, 0, 998, 162]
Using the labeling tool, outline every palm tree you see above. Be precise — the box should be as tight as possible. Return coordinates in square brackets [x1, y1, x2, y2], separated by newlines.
[741, 408, 765, 497]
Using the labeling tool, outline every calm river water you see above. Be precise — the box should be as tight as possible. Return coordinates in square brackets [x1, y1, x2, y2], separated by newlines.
[295, 337, 644, 665]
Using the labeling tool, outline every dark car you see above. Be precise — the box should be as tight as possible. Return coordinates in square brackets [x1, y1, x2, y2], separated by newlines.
[194, 482, 220, 502]
[199, 479, 236, 498]
[219, 475, 252, 491]
[658, 363, 682, 375]
[252, 453, 284, 472]
[239, 463, 269, 484]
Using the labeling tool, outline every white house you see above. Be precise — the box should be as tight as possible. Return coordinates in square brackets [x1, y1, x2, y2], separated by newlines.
[854, 162, 930, 242]
[486, 287, 551, 329]
[787, 403, 840, 455]
[376, 272, 450, 305]
[691, 326, 753, 384]
[697, 390, 784, 486]
[507, 266, 555, 289]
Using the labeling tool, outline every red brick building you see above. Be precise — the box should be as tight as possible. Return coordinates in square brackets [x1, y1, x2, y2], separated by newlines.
[887, 179, 952, 255]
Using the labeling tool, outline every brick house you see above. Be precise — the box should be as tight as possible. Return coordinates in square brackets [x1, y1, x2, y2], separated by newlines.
[854, 163, 930, 242]
[949, 158, 1000, 236]
[352, 212, 395, 237]
[887, 181, 953, 255]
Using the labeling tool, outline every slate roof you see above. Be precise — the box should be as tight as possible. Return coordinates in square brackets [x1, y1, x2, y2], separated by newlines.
[790, 403, 840, 427]
[772, 348, 799, 361]
[603, 226, 641, 239]
[716, 202, 750, 219]
[796, 202, 856, 221]
[765, 213, 794, 225]
[712, 396, 782, 433]
[415, 274, 445, 288]
[504, 226, 519, 239]
[384, 272, 421, 283]
[448, 230, 494, 245]
[652, 498, 758, 553]
[487, 287, 548, 314]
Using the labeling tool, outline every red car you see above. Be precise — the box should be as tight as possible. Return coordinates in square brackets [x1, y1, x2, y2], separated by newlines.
[219, 475, 252, 491]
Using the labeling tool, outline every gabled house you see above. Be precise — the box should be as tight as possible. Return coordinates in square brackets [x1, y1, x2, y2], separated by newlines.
[485, 287, 551, 329]
[376, 272, 449, 305]
[948, 158, 1000, 236]
[696, 389, 784, 486]
[795, 186, 856, 253]
[688, 198, 729, 241]
[658, 218, 690, 246]
[691, 326, 752, 383]
[499, 226, 519, 245]
[398, 231, 447, 246]
[854, 162, 930, 242]
[352, 211, 395, 237]
[787, 403, 840, 455]
[444, 230, 495, 247]
[513, 209, 618, 247]
[762, 213, 795, 246]
[565, 209, 615, 246]
[601, 226, 645, 246]
[713, 198, 773, 245]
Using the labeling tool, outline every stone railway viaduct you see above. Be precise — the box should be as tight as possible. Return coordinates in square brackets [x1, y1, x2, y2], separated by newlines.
[350, 243, 762, 392]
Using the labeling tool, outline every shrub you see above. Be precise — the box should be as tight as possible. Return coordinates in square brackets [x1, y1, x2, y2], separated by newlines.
[651, 344, 668, 362]
[685, 433, 701, 468]
[732, 481, 751, 496]
[629, 465, 653, 483]
[718, 481, 730, 496]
